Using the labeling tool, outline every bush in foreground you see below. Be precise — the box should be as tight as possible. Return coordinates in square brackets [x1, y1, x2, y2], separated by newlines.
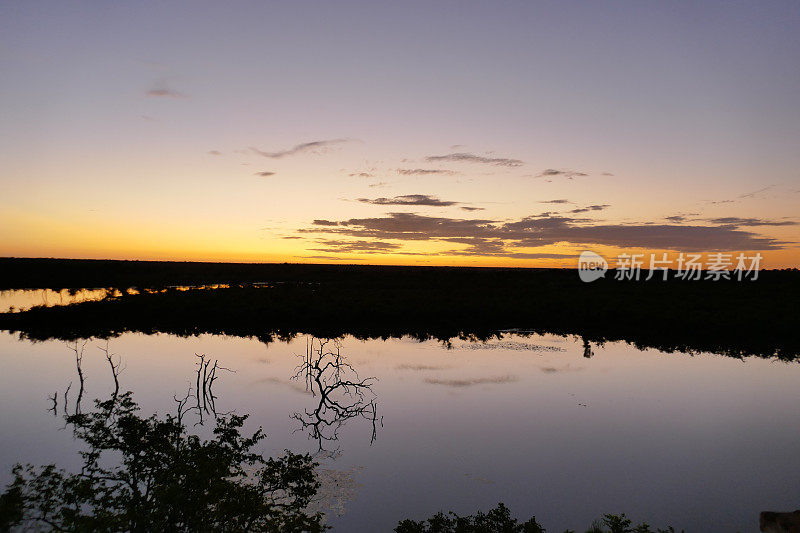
[395, 504, 682, 533]
[0, 392, 326, 532]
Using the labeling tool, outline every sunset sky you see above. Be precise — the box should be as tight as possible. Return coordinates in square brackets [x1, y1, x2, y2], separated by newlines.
[1, 1, 799, 267]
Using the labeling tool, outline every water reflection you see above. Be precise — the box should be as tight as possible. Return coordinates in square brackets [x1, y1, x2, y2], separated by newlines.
[0, 288, 111, 313]
[1, 331, 799, 531]
[187, 353, 234, 425]
[291, 338, 381, 457]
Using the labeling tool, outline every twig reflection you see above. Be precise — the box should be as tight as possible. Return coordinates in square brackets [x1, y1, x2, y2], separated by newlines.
[291, 338, 381, 457]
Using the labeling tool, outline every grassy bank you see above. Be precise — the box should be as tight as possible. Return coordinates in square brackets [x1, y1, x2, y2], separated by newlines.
[1, 258, 798, 360]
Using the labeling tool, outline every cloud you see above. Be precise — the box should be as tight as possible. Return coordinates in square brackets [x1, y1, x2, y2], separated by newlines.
[460, 206, 485, 211]
[397, 168, 457, 175]
[357, 194, 459, 207]
[296, 255, 364, 261]
[298, 212, 788, 255]
[707, 185, 776, 205]
[536, 169, 588, 179]
[706, 217, 797, 227]
[207, 150, 222, 156]
[349, 172, 374, 178]
[250, 139, 350, 159]
[424, 375, 518, 387]
[425, 152, 524, 167]
[146, 84, 185, 98]
[309, 239, 401, 254]
[255, 171, 275, 177]
[569, 204, 610, 214]
[738, 185, 774, 199]
[540, 199, 572, 204]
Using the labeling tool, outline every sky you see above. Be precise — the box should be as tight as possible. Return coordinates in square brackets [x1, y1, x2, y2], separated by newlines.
[1, 1, 799, 268]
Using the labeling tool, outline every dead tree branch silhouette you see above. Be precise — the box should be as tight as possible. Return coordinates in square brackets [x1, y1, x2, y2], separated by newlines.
[291, 337, 381, 457]
[65, 340, 87, 415]
[192, 353, 234, 425]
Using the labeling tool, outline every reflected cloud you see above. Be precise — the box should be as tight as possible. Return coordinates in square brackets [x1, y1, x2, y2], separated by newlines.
[539, 365, 583, 374]
[462, 341, 567, 352]
[395, 363, 448, 371]
[424, 375, 518, 387]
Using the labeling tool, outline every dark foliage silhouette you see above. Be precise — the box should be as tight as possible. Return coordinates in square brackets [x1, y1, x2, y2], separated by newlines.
[395, 503, 545, 532]
[0, 391, 326, 532]
[394, 505, 682, 533]
[2, 258, 798, 360]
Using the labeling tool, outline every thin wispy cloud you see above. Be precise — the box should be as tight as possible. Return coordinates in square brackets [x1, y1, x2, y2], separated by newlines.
[397, 168, 457, 175]
[536, 169, 588, 179]
[569, 204, 610, 214]
[707, 185, 775, 205]
[310, 239, 401, 254]
[540, 199, 572, 204]
[460, 206, 485, 212]
[738, 185, 774, 199]
[706, 217, 797, 227]
[296, 255, 364, 261]
[349, 172, 375, 178]
[207, 150, 222, 156]
[357, 194, 459, 207]
[250, 139, 350, 159]
[425, 152, 524, 168]
[146, 83, 185, 98]
[255, 171, 275, 177]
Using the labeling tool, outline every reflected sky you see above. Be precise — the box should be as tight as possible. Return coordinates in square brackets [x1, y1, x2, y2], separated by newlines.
[0, 331, 798, 531]
[0, 288, 110, 313]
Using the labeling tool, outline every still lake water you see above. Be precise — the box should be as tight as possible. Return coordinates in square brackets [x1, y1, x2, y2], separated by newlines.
[1, 329, 799, 531]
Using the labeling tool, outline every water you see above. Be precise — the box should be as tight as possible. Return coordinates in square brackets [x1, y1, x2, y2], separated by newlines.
[1, 326, 798, 532]
[0, 288, 111, 312]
